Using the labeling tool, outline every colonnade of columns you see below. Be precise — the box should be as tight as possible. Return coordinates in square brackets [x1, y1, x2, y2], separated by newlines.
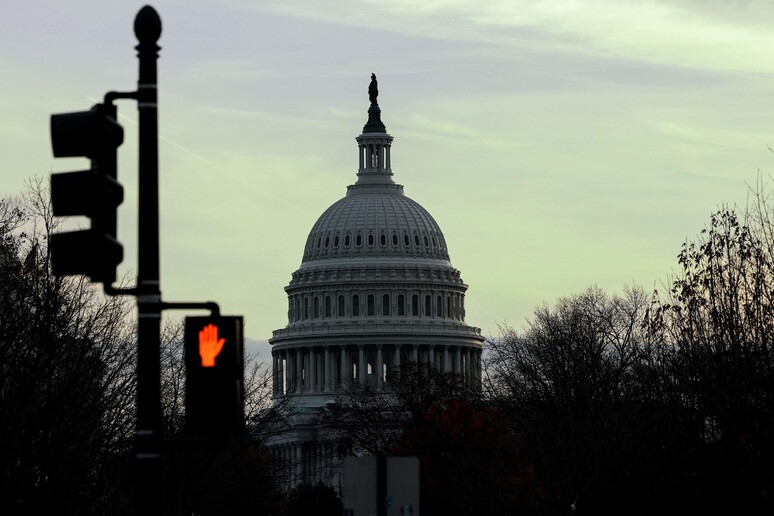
[271, 343, 482, 397]
[272, 441, 339, 490]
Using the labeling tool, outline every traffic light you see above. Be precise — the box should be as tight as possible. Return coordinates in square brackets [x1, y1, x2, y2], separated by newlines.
[49, 103, 124, 284]
[184, 316, 245, 438]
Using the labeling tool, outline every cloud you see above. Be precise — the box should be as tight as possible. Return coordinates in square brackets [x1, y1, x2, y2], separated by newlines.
[250, 0, 774, 74]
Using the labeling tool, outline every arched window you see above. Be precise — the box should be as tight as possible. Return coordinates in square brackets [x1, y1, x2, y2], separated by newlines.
[352, 295, 360, 317]
[380, 234, 387, 246]
[368, 234, 374, 246]
[398, 294, 405, 316]
[446, 296, 451, 318]
[436, 296, 442, 317]
[324, 237, 330, 248]
[367, 295, 375, 316]
[412, 295, 419, 316]
[382, 294, 390, 316]
[344, 235, 351, 247]
[424, 236, 429, 246]
[392, 234, 398, 246]
[316, 238, 321, 249]
[404, 234, 410, 246]
[325, 296, 332, 318]
[304, 297, 309, 319]
[296, 298, 301, 321]
[338, 295, 345, 317]
[356, 234, 362, 246]
[425, 295, 431, 316]
[313, 297, 320, 319]
[333, 235, 339, 247]
[414, 235, 420, 246]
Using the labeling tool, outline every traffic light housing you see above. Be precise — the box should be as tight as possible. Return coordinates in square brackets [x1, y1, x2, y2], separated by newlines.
[50, 103, 124, 284]
[184, 316, 245, 438]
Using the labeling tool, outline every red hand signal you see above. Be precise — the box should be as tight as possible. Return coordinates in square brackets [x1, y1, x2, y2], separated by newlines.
[199, 323, 225, 367]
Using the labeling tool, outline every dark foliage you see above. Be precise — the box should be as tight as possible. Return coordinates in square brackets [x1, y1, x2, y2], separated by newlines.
[648, 205, 774, 514]
[0, 184, 285, 514]
[0, 187, 135, 515]
[164, 438, 283, 516]
[283, 482, 342, 516]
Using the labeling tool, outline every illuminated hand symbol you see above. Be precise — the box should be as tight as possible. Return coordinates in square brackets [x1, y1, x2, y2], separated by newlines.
[199, 324, 225, 367]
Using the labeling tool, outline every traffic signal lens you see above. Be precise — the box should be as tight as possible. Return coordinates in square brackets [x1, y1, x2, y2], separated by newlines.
[184, 316, 245, 437]
[198, 323, 225, 367]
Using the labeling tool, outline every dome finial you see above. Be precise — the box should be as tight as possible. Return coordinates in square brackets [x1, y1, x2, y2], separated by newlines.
[363, 73, 386, 133]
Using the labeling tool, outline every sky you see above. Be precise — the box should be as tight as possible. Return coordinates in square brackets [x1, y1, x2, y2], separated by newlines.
[3, 0, 774, 360]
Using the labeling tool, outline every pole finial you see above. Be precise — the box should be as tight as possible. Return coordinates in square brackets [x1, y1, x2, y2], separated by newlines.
[134, 5, 162, 44]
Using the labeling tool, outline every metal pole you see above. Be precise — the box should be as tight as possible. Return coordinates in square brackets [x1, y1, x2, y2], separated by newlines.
[134, 6, 163, 515]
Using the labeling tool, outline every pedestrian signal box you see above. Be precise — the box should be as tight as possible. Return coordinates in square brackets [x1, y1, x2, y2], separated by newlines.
[184, 316, 244, 438]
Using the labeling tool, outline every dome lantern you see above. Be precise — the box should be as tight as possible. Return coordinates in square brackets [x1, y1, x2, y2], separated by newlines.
[356, 74, 394, 186]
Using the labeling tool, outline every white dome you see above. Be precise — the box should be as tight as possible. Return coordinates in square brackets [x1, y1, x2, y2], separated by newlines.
[302, 184, 450, 263]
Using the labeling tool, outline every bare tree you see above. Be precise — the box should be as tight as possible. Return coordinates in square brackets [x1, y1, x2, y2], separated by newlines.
[649, 198, 774, 514]
[0, 182, 136, 515]
[483, 286, 680, 515]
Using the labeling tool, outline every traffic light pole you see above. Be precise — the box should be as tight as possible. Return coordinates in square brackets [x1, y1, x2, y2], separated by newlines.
[134, 7, 163, 515]
[52, 7, 236, 513]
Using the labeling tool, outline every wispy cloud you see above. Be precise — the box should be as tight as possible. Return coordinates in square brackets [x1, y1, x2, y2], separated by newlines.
[252, 0, 774, 73]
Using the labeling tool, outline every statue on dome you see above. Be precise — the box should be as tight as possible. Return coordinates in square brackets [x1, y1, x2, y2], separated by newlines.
[369, 73, 378, 104]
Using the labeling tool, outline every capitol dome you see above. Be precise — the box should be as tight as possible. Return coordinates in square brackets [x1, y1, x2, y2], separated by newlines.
[302, 184, 450, 263]
[268, 76, 483, 488]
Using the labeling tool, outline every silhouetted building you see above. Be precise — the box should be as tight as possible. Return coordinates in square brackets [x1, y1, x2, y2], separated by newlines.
[267, 77, 483, 489]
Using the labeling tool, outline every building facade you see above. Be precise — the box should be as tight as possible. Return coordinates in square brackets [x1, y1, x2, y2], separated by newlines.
[268, 77, 484, 489]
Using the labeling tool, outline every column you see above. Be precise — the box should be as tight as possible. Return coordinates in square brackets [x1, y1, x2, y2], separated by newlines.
[286, 353, 292, 393]
[277, 351, 285, 396]
[316, 443, 323, 483]
[412, 344, 418, 363]
[465, 348, 473, 384]
[288, 444, 293, 488]
[393, 345, 400, 378]
[283, 351, 293, 395]
[474, 350, 481, 388]
[443, 346, 450, 373]
[324, 347, 331, 393]
[318, 442, 324, 483]
[295, 443, 303, 486]
[296, 349, 303, 394]
[376, 344, 383, 386]
[309, 347, 317, 393]
[290, 444, 297, 487]
[271, 352, 278, 396]
[310, 443, 316, 483]
[358, 345, 366, 385]
[428, 347, 435, 371]
[477, 350, 483, 389]
[340, 345, 347, 389]
[455, 347, 462, 375]
[283, 444, 289, 489]
[469, 349, 475, 384]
